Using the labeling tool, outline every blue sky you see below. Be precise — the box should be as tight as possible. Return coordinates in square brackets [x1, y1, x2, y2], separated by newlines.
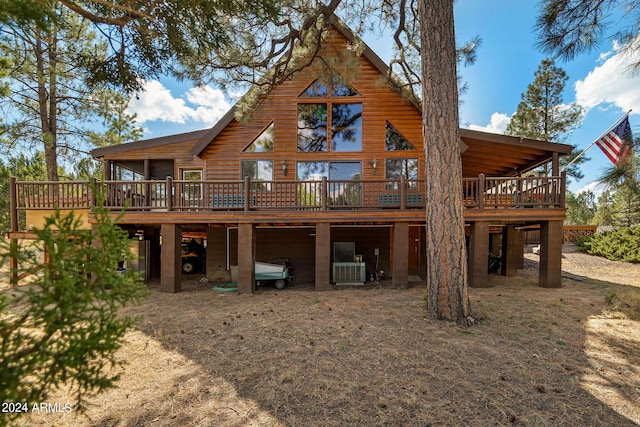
[126, 0, 640, 195]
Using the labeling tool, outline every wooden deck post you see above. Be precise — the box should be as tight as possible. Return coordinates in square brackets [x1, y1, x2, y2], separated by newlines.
[244, 176, 251, 212]
[166, 177, 173, 211]
[560, 170, 567, 208]
[206, 226, 227, 281]
[516, 229, 525, 269]
[144, 159, 151, 208]
[160, 223, 182, 293]
[321, 177, 328, 211]
[539, 220, 563, 288]
[9, 176, 18, 286]
[501, 225, 520, 277]
[103, 160, 112, 181]
[468, 221, 489, 287]
[478, 174, 485, 210]
[392, 222, 409, 287]
[237, 223, 256, 293]
[315, 222, 331, 290]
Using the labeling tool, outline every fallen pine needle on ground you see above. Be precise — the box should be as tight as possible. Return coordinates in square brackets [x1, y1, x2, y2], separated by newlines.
[6, 246, 640, 426]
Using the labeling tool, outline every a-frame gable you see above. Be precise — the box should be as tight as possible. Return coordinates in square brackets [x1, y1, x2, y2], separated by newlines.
[190, 15, 411, 157]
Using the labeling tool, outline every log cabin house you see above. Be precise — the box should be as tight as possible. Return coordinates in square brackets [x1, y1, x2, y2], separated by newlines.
[8, 17, 572, 292]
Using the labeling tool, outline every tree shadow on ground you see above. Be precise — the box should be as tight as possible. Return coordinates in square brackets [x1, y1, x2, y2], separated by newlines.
[73, 266, 640, 427]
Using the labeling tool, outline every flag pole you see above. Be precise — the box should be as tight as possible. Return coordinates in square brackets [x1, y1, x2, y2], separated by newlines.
[563, 109, 633, 171]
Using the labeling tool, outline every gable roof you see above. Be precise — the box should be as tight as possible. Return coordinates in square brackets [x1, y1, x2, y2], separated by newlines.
[189, 15, 394, 157]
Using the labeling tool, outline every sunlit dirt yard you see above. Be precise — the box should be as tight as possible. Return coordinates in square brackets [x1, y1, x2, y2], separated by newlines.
[5, 245, 640, 426]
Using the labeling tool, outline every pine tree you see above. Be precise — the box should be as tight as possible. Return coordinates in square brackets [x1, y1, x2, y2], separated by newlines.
[0, 200, 148, 424]
[612, 184, 640, 227]
[599, 141, 640, 227]
[593, 190, 615, 226]
[565, 190, 597, 225]
[0, 8, 141, 181]
[537, 0, 640, 73]
[506, 58, 585, 180]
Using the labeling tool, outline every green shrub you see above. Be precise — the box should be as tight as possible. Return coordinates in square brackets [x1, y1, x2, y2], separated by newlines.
[577, 227, 640, 262]
[0, 204, 148, 425]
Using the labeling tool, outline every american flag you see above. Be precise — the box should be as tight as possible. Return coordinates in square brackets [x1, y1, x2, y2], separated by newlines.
[595, 115, 633, 165]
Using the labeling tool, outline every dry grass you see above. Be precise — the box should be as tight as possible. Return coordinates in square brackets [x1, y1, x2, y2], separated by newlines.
[6, 246, 640, 426]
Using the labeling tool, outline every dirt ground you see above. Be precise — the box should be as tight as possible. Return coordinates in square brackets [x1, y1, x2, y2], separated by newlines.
[8, 245, 640, 426]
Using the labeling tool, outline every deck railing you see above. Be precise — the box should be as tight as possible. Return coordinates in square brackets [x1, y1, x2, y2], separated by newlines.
[10, 172, 566, 216]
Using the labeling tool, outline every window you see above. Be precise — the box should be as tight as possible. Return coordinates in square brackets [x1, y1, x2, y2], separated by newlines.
[297, 104, 328, 152]
[301, 79, 329, 97]
[241, 160, 273, 181]
[386, 121, 416, 151]
[300, 76, 360, 98]
[297, 161, 362, 206]
[181, 169, 203, 207]
[297, 103, 362, 152]
[243, 123, 274, 153]
[182, 169, 202, 181]
[241, 160, 273, 191]
[385, 158, 418, 189]
[331, 103, 363, 151]
[297, 75, 362, 153]
[296, 161, 361, 181]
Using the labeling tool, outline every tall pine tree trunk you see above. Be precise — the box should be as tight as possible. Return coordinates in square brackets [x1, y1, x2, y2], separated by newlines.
[35, 27, 59, 182]
[418, 0, 473, 325]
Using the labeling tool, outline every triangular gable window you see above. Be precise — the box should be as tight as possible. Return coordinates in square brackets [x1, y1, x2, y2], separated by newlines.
[331, 75, 359, 97]
[300, 76, 360, 97]
[301, 79, 329, 97]
[243, 123, 274, 153]
[385, 121, 416, 151]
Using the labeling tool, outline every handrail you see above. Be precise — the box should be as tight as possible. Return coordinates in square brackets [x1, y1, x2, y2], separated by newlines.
[11, 175, 566, 214]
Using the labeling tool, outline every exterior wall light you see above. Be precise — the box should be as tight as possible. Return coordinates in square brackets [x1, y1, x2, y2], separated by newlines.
[371, 158, 377, 175]
[281, 160, 288, 176]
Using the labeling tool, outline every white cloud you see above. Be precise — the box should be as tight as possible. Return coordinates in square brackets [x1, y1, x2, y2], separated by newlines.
[467, 112, 511, 134]
[574, 40, 640, 113]
[127, 80, 231, 127]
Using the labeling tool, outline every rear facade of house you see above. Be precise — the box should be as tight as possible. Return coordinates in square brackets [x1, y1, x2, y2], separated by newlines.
[9, 20, 571, 292]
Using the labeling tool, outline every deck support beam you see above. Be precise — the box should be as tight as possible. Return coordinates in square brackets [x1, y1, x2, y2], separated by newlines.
[315, 222, 331, 290]
[206, 226, 227, 281]
[501, 225, 522, 277]
[539, 220, 563, 288]
[237, 223, 256, 293]
[468, 221, 489, 287]
[392, 222, 409, 287]
[160, 223, 182, 293]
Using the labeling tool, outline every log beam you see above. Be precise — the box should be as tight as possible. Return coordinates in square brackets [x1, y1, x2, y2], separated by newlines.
[392, 222, 409, 287]
[237, 223, 256, 293]
[315, 222, 331, 290]
[539, 220, 563, 288]
[160, 223, 182, 293]
[468, 221, 489, 287]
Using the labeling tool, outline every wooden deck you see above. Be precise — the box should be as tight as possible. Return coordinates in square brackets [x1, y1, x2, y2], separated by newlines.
[9, 173, 566, 229]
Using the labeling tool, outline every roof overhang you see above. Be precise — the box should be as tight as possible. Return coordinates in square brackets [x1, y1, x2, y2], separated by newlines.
[460, 128, 573, 177]
[91, 129, 209, 159]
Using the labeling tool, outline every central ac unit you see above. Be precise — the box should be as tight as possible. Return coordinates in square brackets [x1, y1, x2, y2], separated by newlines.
[332, 262, 366, 285]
